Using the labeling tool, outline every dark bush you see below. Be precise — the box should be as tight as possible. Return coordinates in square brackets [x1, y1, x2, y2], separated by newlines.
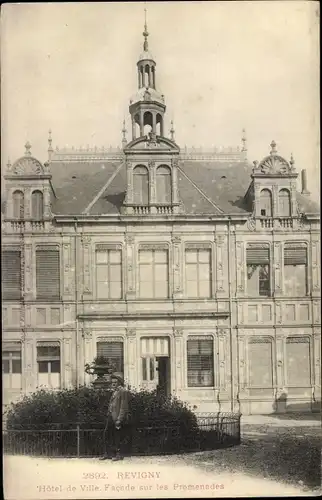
[5, 386, 200, 456]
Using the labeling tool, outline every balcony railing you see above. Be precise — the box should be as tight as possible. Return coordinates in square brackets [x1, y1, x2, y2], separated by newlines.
[258, 217, 296, 230]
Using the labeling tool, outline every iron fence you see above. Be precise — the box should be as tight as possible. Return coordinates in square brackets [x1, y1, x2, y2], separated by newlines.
[3, 412, 241, 457]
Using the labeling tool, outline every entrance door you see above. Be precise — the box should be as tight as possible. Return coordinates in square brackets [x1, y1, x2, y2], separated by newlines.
[140, 337, 170, 395]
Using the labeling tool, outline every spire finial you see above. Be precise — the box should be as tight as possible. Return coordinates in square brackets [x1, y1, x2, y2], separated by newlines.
[25, 141, 32, 156]
[48, 129, 54, 161]
[170, 120, 175, 141]
[270, 140, 277, 155]
[122, 118, 127, 148]
[241, 128, 247, 152]
[143, 2, 149, 51]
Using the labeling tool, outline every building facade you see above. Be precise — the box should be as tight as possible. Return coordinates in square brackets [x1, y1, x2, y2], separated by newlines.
[2, 24, 321, 415]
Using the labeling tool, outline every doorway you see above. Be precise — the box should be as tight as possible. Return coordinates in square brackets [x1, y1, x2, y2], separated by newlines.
[156, 357, 170, 397]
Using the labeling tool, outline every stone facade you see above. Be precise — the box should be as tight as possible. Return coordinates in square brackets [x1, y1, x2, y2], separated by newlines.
[2, 24, 320, 415]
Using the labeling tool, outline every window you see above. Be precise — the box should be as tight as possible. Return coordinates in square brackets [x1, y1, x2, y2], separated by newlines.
[37, 343, 60, 389]
[187, 337, 214, 387]
[133, 165, 149, 204]
[248, 337, 273, 389]
[259, 189, 272, 217]
[142, 357, 155, 381]
[97, 341, 124, 375]
[185, 248, 212, 298]
[2, 343, 22, 389]
[96, 247, 122, 299]
[286, 337, 311, 388]
[156, 165, 172, 204]
[139, 248, 169, 299]
[36, 246, 60, 299]
[12, 190, 24, 218]
[31, 190, 44, 219]
[2, 249, 22, 300]
[247, 245, 270, 296]
[279, 189, 291, 216]
[284, 244, 307, 296]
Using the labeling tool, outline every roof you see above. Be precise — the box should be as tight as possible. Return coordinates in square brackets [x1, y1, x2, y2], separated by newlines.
[48, 158, 319, 217]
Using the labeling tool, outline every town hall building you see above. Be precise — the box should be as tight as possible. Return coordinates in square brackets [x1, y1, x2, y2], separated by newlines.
[2, 19, 320, 415]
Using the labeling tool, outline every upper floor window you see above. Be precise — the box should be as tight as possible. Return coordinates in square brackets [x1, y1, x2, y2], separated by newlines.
[36, 246, 60, 300]
[2, 248, 21, 300]
[96, 247, 122, 299]
[133, 165, 149, 204]
[259, 189, 272, 217]
[187, 336, 214, 387]
[139, 248, 169, 299]
[156, 165, 172, 204]
[2, 342, 22, 390]
[37, 342, 60, 389]
[31, 190, 44, 219]
[185, 248, 212, 298]
[284, 243, 308, 296]
[247, 244, 270, 296]
[12, 190, 24, 219]
[279, 189, 291, 217]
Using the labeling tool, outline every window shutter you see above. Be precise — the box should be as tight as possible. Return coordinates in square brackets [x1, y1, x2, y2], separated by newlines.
[2, 250, 21, 299]
[3, 342, 21, 352]
[284, 246, 307, 265]
[36, 247, 60, 299]
[247, 246, 270, 264]
[187, 338, 214, 387]
[97, 341, 124, 373]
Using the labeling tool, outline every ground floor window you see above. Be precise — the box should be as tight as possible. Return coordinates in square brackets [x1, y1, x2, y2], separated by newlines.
[2, 342, 22, 389]
[187, 336, 214, 387]
[96, 341, 124, 376]
[37, 342, 61, 389]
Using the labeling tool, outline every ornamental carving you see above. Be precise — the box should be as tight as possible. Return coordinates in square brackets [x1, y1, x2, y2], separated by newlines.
[247, 216, 256, 231]
[12, 157, 44, 175]
[82, 330, 92, 339]
[171, 236, 181, 244]
[148, 160, 155, 169]
[125, 235, 135, 244]
[173, 328, 183, 337]
[254, 155, 292, 175]
[171, 158, 179, 168]
[126, 329, 136, 338]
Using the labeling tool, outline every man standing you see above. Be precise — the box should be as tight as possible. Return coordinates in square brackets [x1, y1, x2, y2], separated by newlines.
[100, 375, 130, 461]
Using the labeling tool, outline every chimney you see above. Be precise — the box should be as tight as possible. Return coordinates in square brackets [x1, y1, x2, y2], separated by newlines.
[301, 169, 310, 195]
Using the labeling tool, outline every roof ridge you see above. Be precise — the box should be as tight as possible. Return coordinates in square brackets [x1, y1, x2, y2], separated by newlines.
[178, 166, 224, 214]
[82, 161, 125, 214]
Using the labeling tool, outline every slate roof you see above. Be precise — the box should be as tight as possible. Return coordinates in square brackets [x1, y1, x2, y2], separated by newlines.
[48, 158, 320, 216]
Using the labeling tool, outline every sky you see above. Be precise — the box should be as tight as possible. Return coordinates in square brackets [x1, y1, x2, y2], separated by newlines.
[1, 1, 320, 199]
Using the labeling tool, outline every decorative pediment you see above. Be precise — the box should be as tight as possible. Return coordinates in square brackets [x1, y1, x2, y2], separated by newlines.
[255, 155, 292, 175]
[125, 135, 180, 152]
[11, 156, 45, 176]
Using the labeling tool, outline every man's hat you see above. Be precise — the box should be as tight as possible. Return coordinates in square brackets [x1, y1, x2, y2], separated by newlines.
[110, 373, 124, 385]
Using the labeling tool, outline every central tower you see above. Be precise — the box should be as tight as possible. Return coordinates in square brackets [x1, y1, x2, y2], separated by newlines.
[129, 9, 166, 140]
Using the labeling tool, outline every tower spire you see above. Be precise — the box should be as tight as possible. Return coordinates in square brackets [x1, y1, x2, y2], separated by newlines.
[143, 3, 149, 51]
[122, 119, 127, 148]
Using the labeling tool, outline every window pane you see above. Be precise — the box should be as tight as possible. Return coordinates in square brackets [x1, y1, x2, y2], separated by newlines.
[97, 267, 109, 282]
[139, 264, 152, 281]
[109, 283, 122, 299]
[155, 263, 168, 280]
[155, 281, 168, 298]
[12, 359, 22, 374]
[140, 282, 154, 298]
[38, 361, 49, 373]
[51, 360, 61, 373]
[154, 250, 168, 263]
[109, 265, 121, 282]
[2, 360, 10, 373]
[199, 263, 210, 280]
[186, 264, 198, 281]
[185, 250, 197, 263]
[50, 373, 61, 389]
[109, 250, 121, 264]
[97, 282, 110, 298]
[96, 251, 108, 264]
[199, 280, 211, 298]
[142, 358, 147, 380]
[198, 250, 211, 263]
[186, 281, 198, 298]
[284, 264, 307, 296]
[139, 251, 153, 263]
[37, 346, 60, 358]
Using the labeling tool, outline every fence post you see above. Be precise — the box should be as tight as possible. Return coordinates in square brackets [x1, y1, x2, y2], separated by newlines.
[76, 423, 80, 458]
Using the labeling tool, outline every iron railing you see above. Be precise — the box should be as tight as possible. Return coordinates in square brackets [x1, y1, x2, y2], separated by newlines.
[3, 412, 241, 457]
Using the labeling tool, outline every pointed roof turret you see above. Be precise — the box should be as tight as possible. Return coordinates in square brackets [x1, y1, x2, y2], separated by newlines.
[138, 5, 155, 63]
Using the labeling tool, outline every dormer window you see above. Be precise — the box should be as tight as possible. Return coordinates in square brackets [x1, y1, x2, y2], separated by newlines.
[12, 190, 24, 219]
[133, 165, 149, 204]
[156, 165, 172, 204]
[279, 189, 291, 216]
[259, 189, 272, 217]
[31, 190, 44, 219]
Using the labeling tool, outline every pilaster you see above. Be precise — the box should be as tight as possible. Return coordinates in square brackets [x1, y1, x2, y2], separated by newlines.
[172, 235, 182, 298]
[173, 328, 184, 392]
[126, 328, 137, 389]
[81, 235, 92, 296]
[125, 234, 136, 299]
[273, 241, 282, 295]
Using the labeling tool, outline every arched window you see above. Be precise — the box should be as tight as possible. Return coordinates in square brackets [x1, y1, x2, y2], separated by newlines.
[279, 189, 291, 216]
[259, 189, 272, 217]
[156, 165, 172, 204]
[133, 165, 149, 204]
[12, 190, 24, 219]
[32, 190, 44, 219]
[143, 111, 153, 136]
[144, 64, 150, 87]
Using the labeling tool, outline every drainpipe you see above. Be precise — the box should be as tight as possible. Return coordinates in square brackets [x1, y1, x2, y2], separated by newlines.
[227, 217, 234, 411]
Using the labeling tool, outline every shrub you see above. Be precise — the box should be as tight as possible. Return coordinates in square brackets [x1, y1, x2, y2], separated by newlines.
[5, 386, 200, 456]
